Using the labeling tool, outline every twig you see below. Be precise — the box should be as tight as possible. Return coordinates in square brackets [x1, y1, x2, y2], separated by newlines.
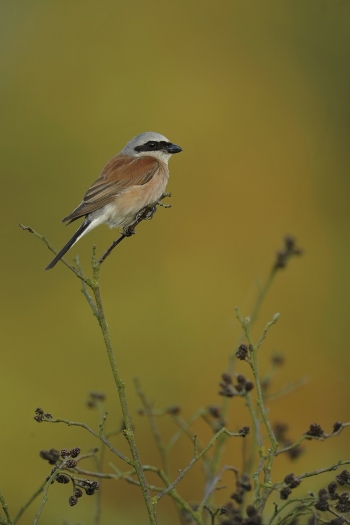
[74, 256, 99, 319]
[154, 427, 242, 501]
[13, 481, 46, 523]
[199, 465, 238, 511]
[19, 224, 88, 282]
[167, 410, 207, 454]
[21, 224, 158, 524]
[134, 378, 170, 476]
[235, 308, 280, 512]
[276, 423, 350, 456]
[327, 507, 350, 524]
[0, 492, 13, 525]
[97, 233, 126, 265]
[40, 415, 130, 464]
[264, 378, 309, 401]
[97, 193, 172, 265]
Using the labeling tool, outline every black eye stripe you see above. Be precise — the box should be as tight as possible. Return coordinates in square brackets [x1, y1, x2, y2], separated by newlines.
[134, 140, 171, 153]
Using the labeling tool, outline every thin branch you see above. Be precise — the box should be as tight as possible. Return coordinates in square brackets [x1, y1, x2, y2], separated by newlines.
[97, 193, 172, 265]
[13, 482, 46, 523]
[19, 224, 89, 283]
[22, 225, 159, 524]
[154, 427, 242, 501]
[327, 507, 350, 524]
[39, 415, 131, 464]
[296, 459, 350, 482]
[276, 423, 350, 456]
[0, 492, 14, 525]
[167, 410, 207, 454]
[264, 377, 309, 401]
[134, 378, 170, 476]
[74, 256, 99, 319]
[199, 465, 238, 511]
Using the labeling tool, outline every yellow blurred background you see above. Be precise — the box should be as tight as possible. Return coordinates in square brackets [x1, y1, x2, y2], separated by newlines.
[1, 1, 350, 523]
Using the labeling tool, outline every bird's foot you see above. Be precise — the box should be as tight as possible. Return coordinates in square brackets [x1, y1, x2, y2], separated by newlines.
[136, 205, 157, 222]
[123, 226, 136, 237]
[155, 192, 172, 209]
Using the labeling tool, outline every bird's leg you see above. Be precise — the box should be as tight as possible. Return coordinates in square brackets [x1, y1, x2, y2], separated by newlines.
[155, 192, 172, 208]
[98, 196, 172, 265]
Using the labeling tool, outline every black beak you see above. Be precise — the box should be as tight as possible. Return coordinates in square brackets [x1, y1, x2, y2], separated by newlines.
[166, 143, 182, 154]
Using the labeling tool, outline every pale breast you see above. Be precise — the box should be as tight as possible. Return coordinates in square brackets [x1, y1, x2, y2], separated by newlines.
[104, 162, 169, 228]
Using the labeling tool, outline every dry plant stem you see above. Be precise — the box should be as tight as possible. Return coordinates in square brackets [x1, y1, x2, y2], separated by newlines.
[328, 508, 350, 525]
[44, 416, 130, 463]
[97, 193, 171, 265]
[168, 410, 207, 454]
[276, 422, 350, 456]
[235, 308, 280, 512]
[264, 377, 309, 401]
[0, 492, 13, 525]
[133, 381, 186, 525]
[33, 462, 66, 525]
[206, 268, 279, 504]
[267, 497, 315, 525]
[154, 427, 241, 503]
[93, 407, 107, 525]
[97, 232, 126, 264]
[82, 257, 158, 524]
[13, 482, 46, 523]
[134, 378, 170, 476]
[20, 225, 158, 525]
[200, 465, 238, 509]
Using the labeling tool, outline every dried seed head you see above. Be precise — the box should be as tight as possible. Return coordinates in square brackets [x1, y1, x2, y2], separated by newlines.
[280, 487, 292, 500]
[74, 487, 83, 498]
[39, 449, 60, 465]
[284, 474, 295, 485]
[207, 405, 221, 418]
[246, 505, 257, 517]
[328, 481, 338, 493]
[56, 475, 70, 484]
[272, 354, 285, 366]
[222, 373, 232, 384]
[333, 421, 343, 433]
[68, 495, 78, 506]
[61, 449, 70, 458]
[65, 459, 77, 469]
[245, 381, 254, 392]
[305, 423, 324, 438]
[69, 447, 81, 458]
[236, 344, 248, 360]
[238, 426, 250, 437]
[90, 392, 106, 401]
[167, 406, 181, 416]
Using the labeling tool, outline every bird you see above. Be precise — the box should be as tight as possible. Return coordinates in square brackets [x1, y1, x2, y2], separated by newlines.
[45, 132, 182, 270]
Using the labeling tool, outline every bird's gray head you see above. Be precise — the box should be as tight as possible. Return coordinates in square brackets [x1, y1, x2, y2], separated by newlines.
[121, 132, 182, 163]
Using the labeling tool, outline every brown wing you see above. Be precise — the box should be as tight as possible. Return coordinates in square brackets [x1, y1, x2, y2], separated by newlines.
[62, 154, 160, 224]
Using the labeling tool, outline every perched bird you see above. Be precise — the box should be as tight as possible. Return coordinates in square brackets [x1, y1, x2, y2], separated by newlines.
[45, 132, 182, 270]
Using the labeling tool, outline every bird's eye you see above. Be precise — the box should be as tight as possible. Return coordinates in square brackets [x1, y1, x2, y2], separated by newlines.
[147, 141, 157, 149]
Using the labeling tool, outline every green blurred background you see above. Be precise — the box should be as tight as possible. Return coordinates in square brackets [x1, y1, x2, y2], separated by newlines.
[1, 1, 350, 523]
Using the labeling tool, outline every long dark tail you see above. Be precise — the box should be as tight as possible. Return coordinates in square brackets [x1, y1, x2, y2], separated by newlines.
[45, 219, 91, 270]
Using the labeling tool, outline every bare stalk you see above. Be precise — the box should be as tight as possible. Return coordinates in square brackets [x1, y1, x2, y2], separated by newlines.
[20, 225, 158, 525]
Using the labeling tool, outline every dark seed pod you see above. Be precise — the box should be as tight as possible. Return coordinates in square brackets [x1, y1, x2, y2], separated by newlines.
[69, 495, 78, 506]
[56, 475, 70, 484]
[65, 459, 77, 468]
